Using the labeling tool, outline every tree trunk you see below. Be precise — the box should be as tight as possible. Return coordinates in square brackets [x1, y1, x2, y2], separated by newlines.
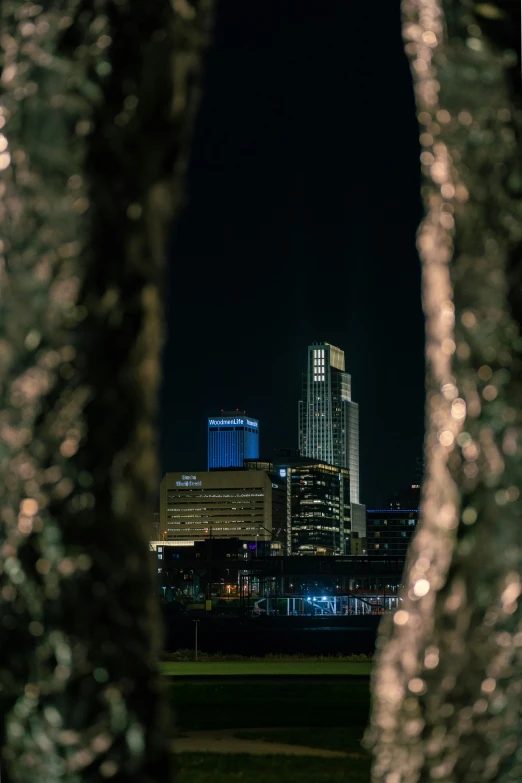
[367, 1, 522, 781]
[0, 1, 213, 780]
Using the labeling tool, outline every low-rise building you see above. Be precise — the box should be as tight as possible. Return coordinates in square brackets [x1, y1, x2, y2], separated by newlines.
[160, 469, 283, 543]
[366, 508, 419, 558]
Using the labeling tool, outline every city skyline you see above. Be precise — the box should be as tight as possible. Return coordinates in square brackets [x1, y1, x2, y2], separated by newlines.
[161, 335, 423, 507]
[160, 1, 425, 508]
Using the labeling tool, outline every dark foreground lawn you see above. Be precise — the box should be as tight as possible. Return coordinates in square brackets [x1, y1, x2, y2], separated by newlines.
[170, 680, 371, 730]
[234, 726, 367, 755]
[160, 661, 372, 676]
[177, 753, 370, 783]
[170, 680, 372, 783]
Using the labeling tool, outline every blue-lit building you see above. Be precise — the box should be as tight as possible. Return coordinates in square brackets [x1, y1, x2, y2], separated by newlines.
[208, 412, 259, 469]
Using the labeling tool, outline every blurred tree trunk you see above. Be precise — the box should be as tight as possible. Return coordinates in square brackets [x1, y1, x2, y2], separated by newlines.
[0, 1, 213, 781]
[367, 1, 522, 782]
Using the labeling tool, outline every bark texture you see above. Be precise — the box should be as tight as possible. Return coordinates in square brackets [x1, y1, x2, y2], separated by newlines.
[0, 1, 213, 780]
[367, 1, 522, 781]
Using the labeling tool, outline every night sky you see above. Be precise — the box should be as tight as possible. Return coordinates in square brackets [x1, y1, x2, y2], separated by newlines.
[160, 0, 425, 509]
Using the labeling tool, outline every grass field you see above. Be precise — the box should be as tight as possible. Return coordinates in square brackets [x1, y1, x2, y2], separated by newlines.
[170, 680, 371, 730]
[171, 679, 372, 782]
[177, 753, 370, 783]
[161, 660, 372, 677]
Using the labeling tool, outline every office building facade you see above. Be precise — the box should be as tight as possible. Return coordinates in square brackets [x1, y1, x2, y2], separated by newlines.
[290, 462, 351, 556]
[208, 412, 259, 469]
[269, 451, 351, 555]
[298, 342, 365, 536]
[366, 508, 419, 558]
[160, 469, 277, 543]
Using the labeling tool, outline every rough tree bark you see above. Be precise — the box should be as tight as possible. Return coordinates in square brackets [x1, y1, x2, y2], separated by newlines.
[0, 1, 213, 781]
[367, 1, 522, 782]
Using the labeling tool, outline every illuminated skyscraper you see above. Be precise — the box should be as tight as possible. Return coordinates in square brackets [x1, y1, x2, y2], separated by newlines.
[207, 412, 259, 469]
[298, 342, 365, 542]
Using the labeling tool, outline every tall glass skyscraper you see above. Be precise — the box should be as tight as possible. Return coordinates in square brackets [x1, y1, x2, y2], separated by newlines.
[299, 342, 362, 511]
[208, 412, 259, 469]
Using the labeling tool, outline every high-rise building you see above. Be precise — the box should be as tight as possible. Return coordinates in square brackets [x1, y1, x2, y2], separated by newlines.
[289, 461, 351, 556]
[265, 450, 353, 556]
[298, 342, 365, 536]
[207, 411, 259, 470]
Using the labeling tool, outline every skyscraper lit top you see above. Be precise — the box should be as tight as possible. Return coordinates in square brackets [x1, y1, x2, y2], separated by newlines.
[208, 412, 259, 470]
[299, 342, 360, 505]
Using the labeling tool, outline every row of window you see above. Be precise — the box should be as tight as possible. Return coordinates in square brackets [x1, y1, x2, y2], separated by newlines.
[167, 515, 265, 523]
[371, 531, 410, 539]
[371, 543, 409, 550]
[369, 519, 417, 526]
[167, 503, 263, 516]
[167, 522, 265, 529]
[167, 524, 266, 530]
[168, 500, 264, 508]
[167, 492, 265, 497]
[209, 427, 258, 433]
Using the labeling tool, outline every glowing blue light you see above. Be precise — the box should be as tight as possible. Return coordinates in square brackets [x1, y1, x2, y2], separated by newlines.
[207, 414, 259, 470]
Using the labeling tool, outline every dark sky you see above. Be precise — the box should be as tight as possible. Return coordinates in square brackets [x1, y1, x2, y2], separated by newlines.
[160, 0, 425, 508]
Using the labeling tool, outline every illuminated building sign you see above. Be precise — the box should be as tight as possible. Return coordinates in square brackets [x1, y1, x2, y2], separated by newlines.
[209, 418, 243, 426]
[208, 418, 258, 428]
[176, 474, 202, 487]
